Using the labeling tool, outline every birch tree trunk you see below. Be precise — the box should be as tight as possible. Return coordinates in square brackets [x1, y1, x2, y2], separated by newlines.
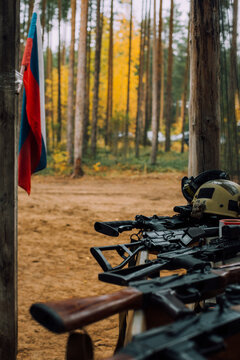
[67, 0, 76, 164]
[91, 0, 103, 157]
[150, 0, 158, 164]
[73, 0, 88, 177]
[165, 0, 174, 152]
[188, 0, 220, 176]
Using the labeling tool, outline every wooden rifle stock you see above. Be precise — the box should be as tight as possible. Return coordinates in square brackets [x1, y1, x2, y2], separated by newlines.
[30, 287, 143, 334]
[30, 264, 240, 335]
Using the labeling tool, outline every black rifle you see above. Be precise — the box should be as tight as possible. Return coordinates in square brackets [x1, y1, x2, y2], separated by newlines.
[91, 226, 219, 272]
[30, 262, 240, 334]
[94, 209, 218, 237]
[106, 285, 240, 360]
[97, 225, 240, 285]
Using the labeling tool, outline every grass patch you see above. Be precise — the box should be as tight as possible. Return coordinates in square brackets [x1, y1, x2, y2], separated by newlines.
[40, 147, 188, 176]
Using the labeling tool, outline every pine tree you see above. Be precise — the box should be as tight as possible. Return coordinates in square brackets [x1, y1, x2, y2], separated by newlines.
[165, 0, 174, 152]
[124, 0, 133, 157]
[73, 0, 88, 177]
[67, 0, 76, 164]
[91, 0, 104, 157]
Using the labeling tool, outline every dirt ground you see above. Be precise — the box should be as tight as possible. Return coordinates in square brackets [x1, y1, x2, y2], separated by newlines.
[17, 172, 186, 360]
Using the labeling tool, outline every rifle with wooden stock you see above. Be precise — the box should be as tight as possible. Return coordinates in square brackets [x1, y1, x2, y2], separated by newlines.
[93, 225, 240, 285]
[105, 284, 240, 360]
[30, 262, 240, 334]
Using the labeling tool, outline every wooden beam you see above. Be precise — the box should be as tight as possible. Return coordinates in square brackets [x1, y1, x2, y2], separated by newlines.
[0, 1, 19, 359]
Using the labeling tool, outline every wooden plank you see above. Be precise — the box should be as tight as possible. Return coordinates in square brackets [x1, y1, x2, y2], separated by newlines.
[0, 1, 19, 359]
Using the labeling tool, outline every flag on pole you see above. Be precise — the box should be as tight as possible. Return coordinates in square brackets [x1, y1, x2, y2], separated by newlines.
[18, 2, 47, 194]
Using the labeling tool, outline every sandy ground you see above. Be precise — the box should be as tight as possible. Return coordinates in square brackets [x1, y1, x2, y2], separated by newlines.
[17, 172, 186, 360]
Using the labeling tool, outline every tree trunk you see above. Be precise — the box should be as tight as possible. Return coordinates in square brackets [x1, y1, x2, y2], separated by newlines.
[165, 0, 174, 152]
[67, 0, 76, 164]
[83, 0, 92, 153]
[105, 0, 113, 146]
[181, 22, 190, 154]
[73, 0, 88, 177]
[45, 32, 51, 151]
[57, 0, 62, 143]
[27, 0, 34, 32]
[159, 44, 164, 135]
[135, 0, 145, 158]
[157, 0, 163, 130]
[41, 0, 47, 43]
[50, 48, 55, 149]
[91, 0, 104, 157]
[124, 0, 133, 157]
[61, 40, 66, 65]
[150, 0, 158, 164]
[0, 1, 19, 358]
[143, 0, 151, 146]
[188, 0, 220, 176]
[229, 0, 239, 179]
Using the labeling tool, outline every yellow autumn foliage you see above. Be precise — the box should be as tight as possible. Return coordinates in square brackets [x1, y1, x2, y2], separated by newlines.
[45, 14, 141, 149]
[45, 64, 69, 149]
[98, 15, 140, 134]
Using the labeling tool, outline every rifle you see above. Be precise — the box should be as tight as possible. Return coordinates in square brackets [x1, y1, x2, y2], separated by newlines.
[94, 210, 217, 237]
[30, 262, 240, 334]
[96, 225, 240, 285]
[91, 226, 219, 272]
[106, 284, 240, 360]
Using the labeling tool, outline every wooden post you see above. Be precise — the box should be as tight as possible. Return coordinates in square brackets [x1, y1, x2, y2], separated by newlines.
[0, 1, 19, 359]
[188, 0, 220, 176]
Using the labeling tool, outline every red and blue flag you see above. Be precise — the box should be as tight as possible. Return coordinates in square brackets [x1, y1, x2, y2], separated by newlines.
[18, 4, 47, 194]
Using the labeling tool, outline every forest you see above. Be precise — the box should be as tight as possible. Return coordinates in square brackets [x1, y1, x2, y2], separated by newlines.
[19, 0, 240, 178]
[1, 2, 240, 359]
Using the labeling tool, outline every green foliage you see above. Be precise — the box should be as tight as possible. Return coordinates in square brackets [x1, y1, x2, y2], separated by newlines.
[41, 147, 188, 176]
[42, 148, 72, 175]
[82, 148, 188, 176]
[61, 0, 70, 20]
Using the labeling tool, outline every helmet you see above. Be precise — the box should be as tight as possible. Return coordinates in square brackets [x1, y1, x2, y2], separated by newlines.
[191, 179, 240, 219]
[181, 170, 229, 203]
